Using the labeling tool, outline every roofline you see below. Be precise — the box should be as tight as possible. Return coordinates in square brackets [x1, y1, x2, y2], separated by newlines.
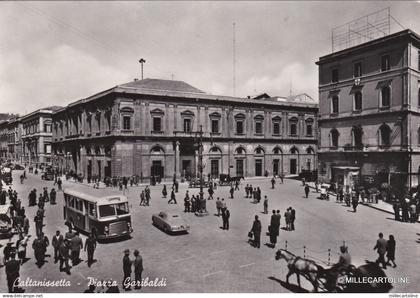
[19, 108, 54, 121]
[316, 29, 420, 65]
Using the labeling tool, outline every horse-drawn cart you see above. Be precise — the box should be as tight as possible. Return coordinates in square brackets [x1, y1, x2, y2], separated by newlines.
[274, 249, 392, 293]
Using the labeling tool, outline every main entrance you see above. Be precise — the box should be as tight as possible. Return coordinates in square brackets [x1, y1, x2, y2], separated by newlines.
[290, 159, 297, 175]
[151, 160, 164, 180]
[255, 159, 263, 176]
[210, 159, 219, 178]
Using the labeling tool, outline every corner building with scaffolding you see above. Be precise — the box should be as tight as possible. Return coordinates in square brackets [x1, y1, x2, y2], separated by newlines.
[317, 29, 420, 194]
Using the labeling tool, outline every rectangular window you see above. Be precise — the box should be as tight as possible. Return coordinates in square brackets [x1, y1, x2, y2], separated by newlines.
[236, 121, 244, 134]
[331, 96, 339, 114]
[211, 119, 219, 133]
[273, 122, 280, 135]
[183, 118, 191, 132]
[306, 124, 313, 136]
[44, 124, 51, 133]
[381, 55, 390, 71]
[123, 116, 131, 130]
[44, 144, 51, 154]
[290, 123, 297, 136]
[353, 62, 362, 77]
[153, 117, 162, 132]
[255, 121, 262, 134]
[332, 68, 339, 83]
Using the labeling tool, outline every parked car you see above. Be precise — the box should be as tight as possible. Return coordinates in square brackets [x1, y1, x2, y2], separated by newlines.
[0, 205, 13, 238]
[152, 211, 190, 234]
[0, 167, 13, 185]
[41, 171, 55, 181]
[13, 164, 25, 170]
[219, 174, 243, 186]
[189, 178, 210, 188]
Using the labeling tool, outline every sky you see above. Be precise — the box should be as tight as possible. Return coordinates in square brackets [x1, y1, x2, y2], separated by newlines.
[0, 1, 420, 115]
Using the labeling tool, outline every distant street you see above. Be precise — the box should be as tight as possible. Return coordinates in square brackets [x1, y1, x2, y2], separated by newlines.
[1, 170, 419, 293]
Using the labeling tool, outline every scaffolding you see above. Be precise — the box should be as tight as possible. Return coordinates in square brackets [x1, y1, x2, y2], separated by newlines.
[332, 8, 391, 53]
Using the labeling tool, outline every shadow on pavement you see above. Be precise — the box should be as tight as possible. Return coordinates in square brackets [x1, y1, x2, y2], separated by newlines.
[268, 276, 309, 293]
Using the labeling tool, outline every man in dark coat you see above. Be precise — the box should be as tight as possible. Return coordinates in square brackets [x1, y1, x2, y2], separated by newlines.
[304, 184, 310, 198]
[251, 215, 262, 248]
[374, 232, 388, 269]
[84, 233, 96, 267]
[290, 208, 296, 231]
[222, 209, 230, 230]
[271, 177, 275, 189]
[52, 230, 63, 263]
[123, 249, 132, 291]
[269, 210, 278, 247]
[168, 190, 177, 204]
[50, 188, 57, 205]
[5, 252, 20, 293]
[133, 249, 143, 290]
[59, 239, 71, 274]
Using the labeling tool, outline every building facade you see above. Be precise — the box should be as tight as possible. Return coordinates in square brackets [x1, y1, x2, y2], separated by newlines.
[52, 79, 318, 181]
[317, 29, 420, 192]
[20, 107, 60, 166]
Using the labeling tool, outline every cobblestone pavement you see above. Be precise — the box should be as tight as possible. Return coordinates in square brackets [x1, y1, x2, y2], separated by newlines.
[0, 171, 419, 293]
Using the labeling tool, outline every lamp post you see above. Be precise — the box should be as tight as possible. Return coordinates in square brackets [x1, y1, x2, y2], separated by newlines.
[197, 125, 204, 200]
[139, 58, 146, 80]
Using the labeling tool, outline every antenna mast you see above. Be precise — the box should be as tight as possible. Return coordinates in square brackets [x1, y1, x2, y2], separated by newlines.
[233, 22, 236, 97]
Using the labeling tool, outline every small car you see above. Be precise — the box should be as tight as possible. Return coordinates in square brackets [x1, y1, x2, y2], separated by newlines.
[152, 212, 190, 234]
[0, 205, 12, 238]
[41, 171, 55, 180]
[188, 178, 210, 188]
[13, 164, 25, 170]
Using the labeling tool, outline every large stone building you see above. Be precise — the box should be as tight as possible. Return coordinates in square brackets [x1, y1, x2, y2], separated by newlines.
[317, 29, 420, 192]
[52, 78, 318, 181]
[20, 107, 61, 166]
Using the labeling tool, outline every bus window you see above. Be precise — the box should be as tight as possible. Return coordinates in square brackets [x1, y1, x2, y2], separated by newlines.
[69, 197, 75, 208]
[88, 203, 96, 217]
[116, 203, 129, 215]
[99, 205, 116, 218]
[76, 199, 83, 212]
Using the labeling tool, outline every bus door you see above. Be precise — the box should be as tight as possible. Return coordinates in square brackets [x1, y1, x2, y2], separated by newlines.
[84, 201, 97, 233]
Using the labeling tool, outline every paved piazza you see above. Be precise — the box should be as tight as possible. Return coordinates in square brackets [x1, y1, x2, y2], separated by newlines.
[1, 170, 419, 293]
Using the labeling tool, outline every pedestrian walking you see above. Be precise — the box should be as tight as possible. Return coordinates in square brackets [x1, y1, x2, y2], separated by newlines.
[50, 188, 57, 205]
[235, 180, 240, 191]
[34, 214, 43, 238]
[184, 195, 190, 212]
[373, 232, 387, 269]
[269, 210, 278, 247]
[284, 209, 291, 231]
[352, 195, 359, 212]
[250, 215, 262, 248]
[84, 233, 97, 267]
[386, 235, 397, 268]
[133, 250, 143, 290]
[208, 185, 214, 200]
[162, 185, 167, 198]
[215, 197, 222, 216]
[16, 233, 29, 264]
[5, 251, 20, 293]
[222, 209, 230, 230]
[290, 208, 296, 231]
[168, 190, 177, 204]
[257, 187, 262, 203]
[304, 184, 310, 198]
[52, 231, 63, 263]
[410, 203, 417, 223]
[123, 249, 132, 291]
[393, 203, 400, 221]
[271, 177, 275, 189]
[59, 239, 71, 274]
[70, 232, 83, 265]
[263, 196, 268, 214]
[23, 215, 29, 235]
[230, 186, 234, 199]
[139, 190, 145, 206]
[32, 233, 48, 267]
[221, 198, 227, 214]
[57, 178, 62, 191]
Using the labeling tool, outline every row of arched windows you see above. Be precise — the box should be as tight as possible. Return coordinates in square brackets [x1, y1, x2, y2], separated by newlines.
[329, 124, 391, 148]
[148, 145, 315, 155]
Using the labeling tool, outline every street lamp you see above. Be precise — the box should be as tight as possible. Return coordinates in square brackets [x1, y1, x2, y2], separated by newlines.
[139, 58, 146, 80]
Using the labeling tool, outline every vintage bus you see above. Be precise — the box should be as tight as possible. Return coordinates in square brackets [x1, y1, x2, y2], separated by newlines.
[63, 186, 133, 240]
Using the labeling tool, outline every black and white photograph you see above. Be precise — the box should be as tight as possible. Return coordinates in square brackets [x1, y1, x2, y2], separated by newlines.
[0, 1, 419, 295]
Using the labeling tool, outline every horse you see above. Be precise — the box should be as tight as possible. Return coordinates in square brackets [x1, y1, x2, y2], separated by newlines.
[275, 249, 323, 292]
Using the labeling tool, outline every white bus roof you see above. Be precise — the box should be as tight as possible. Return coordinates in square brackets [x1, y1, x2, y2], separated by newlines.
[64, 185, 128, 205]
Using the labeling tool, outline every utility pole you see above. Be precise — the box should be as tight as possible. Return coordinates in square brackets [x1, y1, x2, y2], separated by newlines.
[139, 58, 146, 80]
[198, 125, 204, 201]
